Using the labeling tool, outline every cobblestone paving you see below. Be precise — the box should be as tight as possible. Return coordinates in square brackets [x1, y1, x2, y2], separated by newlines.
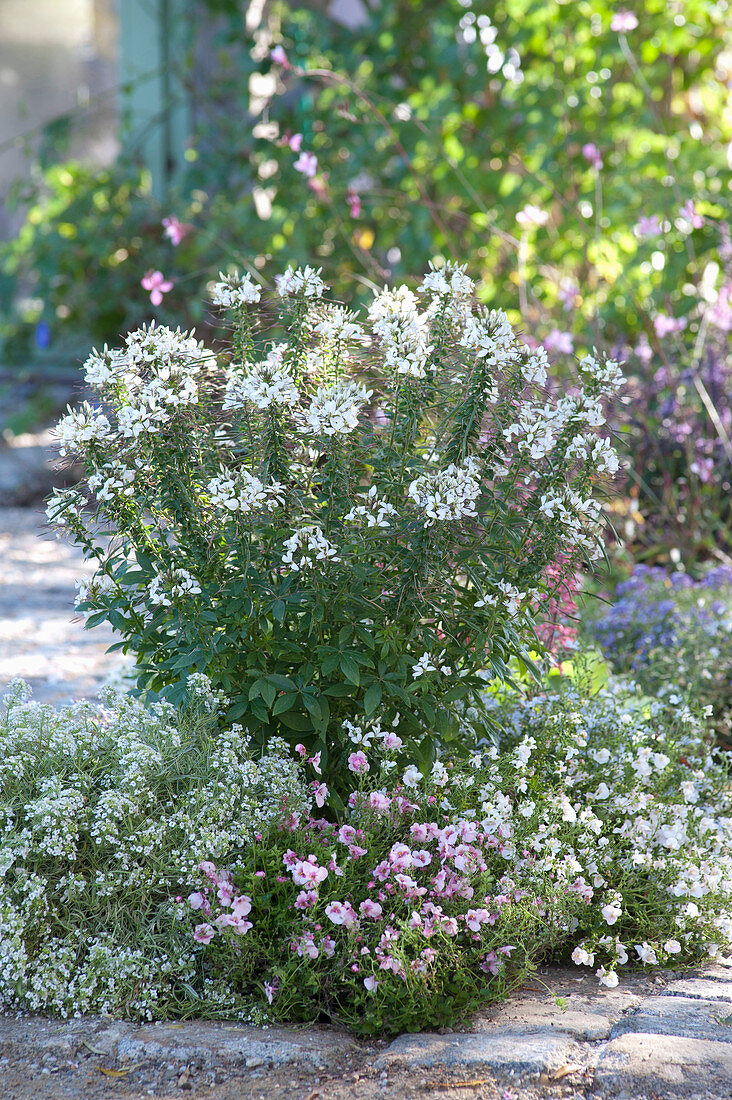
[1, 508, 731, 1099]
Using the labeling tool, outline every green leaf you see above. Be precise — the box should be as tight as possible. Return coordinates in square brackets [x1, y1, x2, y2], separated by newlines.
[363, 682, 382, 715]
[272, 599, 286, 623]
[340, 654, 360, 686]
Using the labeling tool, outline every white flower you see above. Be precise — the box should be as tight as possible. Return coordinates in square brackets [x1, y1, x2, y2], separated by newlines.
[276, 265, 327, 298]
[55, 403, 113, 456]
[148, 568, 202, 607]
[313, 306, 365, 343]
[664, 939, 682, 954]
[223, 345, 299, 411]
[601, 902, 622, 926]
[281, 526, 340, 572]
[402, 765, 422, 789]
[635, 942, 659, 966]
[210, 271, 261, 308]
[408, 457, 481, 526]
[206, 470, 285, 514]
[411, 653, 437, 679]
[300, 381, 372, 437]
[571, 946, 595, 966]
[596, 967, 619, 988]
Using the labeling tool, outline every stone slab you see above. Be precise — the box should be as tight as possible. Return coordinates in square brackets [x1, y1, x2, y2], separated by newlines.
[479, 988, 641, 1041]
[595, 1033, 732, 1094]
[117, 1020, 360, 1068]
[611, 996, 732, 1044]
[375, 1029, 579, 1074]
[664, 977, 732, 1004]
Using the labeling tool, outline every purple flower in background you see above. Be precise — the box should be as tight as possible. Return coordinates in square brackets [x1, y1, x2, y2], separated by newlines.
[581, 142, 603, 170]
[141, 270, 174, 307]
[544, 329, 574, 354]
[635, 215, 661, 239]
[633, 334, 653, 363]
[707, 283, 732, 332]
[557, 279, 579, 311]
[653, 313, 686, 338]
[679, 200, 704, 229]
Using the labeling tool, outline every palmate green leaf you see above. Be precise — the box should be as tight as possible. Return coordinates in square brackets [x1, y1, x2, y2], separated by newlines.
[340, 655, 360, 686]
[271, 691, 298, 715]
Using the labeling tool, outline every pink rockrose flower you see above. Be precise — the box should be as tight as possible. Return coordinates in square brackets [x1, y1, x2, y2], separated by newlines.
[295, 743, 307, 757]
[199, 860, 218, 880]
[231, 895, 252, 919]
[581, 142, 603, 170]
[141, 269, 173, 306]
[193, 922, 215, 944]
[308, 751, 322, 775]
[338, 825, 358, 845]
[313, 781, 328, 808]
[294, 889, 318, 910]
[347, 189, 361, 218]
[348, 750, 370, 774]
[325, 900, 358, 928]
[188, 891, 207, 910]
[610, 10, 639, 32]
[359, 899, 383, 919]
[162, 215, 192, 246]
[382, 732, 402, 750]
[292, 857, 328, 888]
[364, 975, 379, 992]
[264, 979, 278, 1004]
[294, 151, 318, 178]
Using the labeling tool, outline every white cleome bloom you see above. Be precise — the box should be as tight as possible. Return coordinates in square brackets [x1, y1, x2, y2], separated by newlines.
[74, 573, 116, 617]
[281, 526, 340, 572]
[45, 488, 88, 528]
[312, 306, 366, 343]
[408, 456, 481, 526]
[148, 568, 202, 607]
[300, 380, 372, 437]
[276, 264, 327, 298]
[55, 403, 114, 456]
[210, 271, 261, 308]
[206, 470, 284, 514]
[368, 284, 433, 378]
[223, 345, 299, 411]
[344, 486, 398, 529]
[411, 652, 437, 679]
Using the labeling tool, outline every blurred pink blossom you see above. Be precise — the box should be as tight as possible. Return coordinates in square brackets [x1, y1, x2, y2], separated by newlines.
[516, 204, 549, 229]
[653, 313, 686, 338]
[544, 329, 574, 354]
[679, 200, 703, 229]
[581, 142, 603, 170]
[635, 215, 661, 239]
[270, 45, 290, 69]
[707, 283, 732, 331]
[294, 151, 318, 178]
[611, 11, 639, 32]
[141, 270, 173, 306]
[162, 215, 192, 246]
[347, 189, 361, 217]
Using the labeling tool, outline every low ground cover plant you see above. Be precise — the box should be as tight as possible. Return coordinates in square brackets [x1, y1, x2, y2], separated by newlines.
[2, 674, 730, 1031]
[591, 564, 732, 740]
[47, 262, 623, 796]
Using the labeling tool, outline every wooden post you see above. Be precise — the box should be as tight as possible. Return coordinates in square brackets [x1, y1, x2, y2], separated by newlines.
[117, 0, 189, 199]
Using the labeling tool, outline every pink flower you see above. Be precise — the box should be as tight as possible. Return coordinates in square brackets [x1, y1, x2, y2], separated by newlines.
[338, 825, 358, 845]
[313, 781, 328, 808]
[161, 215, 192, 246]
[325, 900, 358, 928]
[708, 283, 732, 331]
[369, 791, 391, 812]
[634, 215, 661, 239]
[581, 143, 603, 170]
[270, 45, 290, 69]
[292, 857, 328, 888]
[610, 10, 638, 32]
[557, 279, 579, 311]
[231, 895, 252, 919]
[653, 313, 686, 338]
[410, 822, 430, 843]
[294, 889, 318, 910]
[188, 891, 207, 910]
[347, 189, 361, 218]
[348, 751, 369, 774]
[308, 751, 322, 775]
[364, 975, 379, 992]
[288, 132, 302, 152]
[294, 152, 318, 179]
[544, 329, 574, 355]
[516, 204, 549, 229]
[295, 743, 307, 757]
[193, 922, 215, 944]
[382, 732, 402, 750]
[264, 979, 278, 1004]
[141, 269, 173, 306]
[411, 849, 432, 868]
[680, 200, 703, 229]
[199, 861, 218, 880]
[359, 899, 383, 920]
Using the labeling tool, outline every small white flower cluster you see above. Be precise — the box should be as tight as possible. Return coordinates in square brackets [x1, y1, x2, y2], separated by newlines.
[580, 351, 626, 395]
[55, 402, 113, 457]
[281, 526, 340, 572]
[476, 580, 527, 617]
[276, 264, 327, 298]
[148, 568, 202, 607]
[408, 456, 481, 526]
[210, 270, 261, 308]
[344, 486, 398, 529]
[0, 677, 311, 1018]
[313, 306, 366, 344]
[419, 261, 475, 300]
[206, 470, 285, 514]
[87, 460, 136, 501]
[368, 284, 433, 378]
[74, 572, 116, 617]
[300, 380, 372, 437]
[45, 487, 88, 528]
[223, 345, 299, 411]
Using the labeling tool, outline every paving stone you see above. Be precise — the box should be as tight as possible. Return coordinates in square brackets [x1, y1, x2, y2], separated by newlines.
[595, 1033, 732, 1094]
[117, 1020, 362, 1068]
[0, 1016, 133, 1058]
[479, 988, 641, 1041]
[611, 995, 732, 1044]
[664, 977, 732, 1004]
[375, 1029, 580, 1074]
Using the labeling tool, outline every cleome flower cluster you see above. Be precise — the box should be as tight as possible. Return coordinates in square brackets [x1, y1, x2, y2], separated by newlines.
[47, 262, 624, 789]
